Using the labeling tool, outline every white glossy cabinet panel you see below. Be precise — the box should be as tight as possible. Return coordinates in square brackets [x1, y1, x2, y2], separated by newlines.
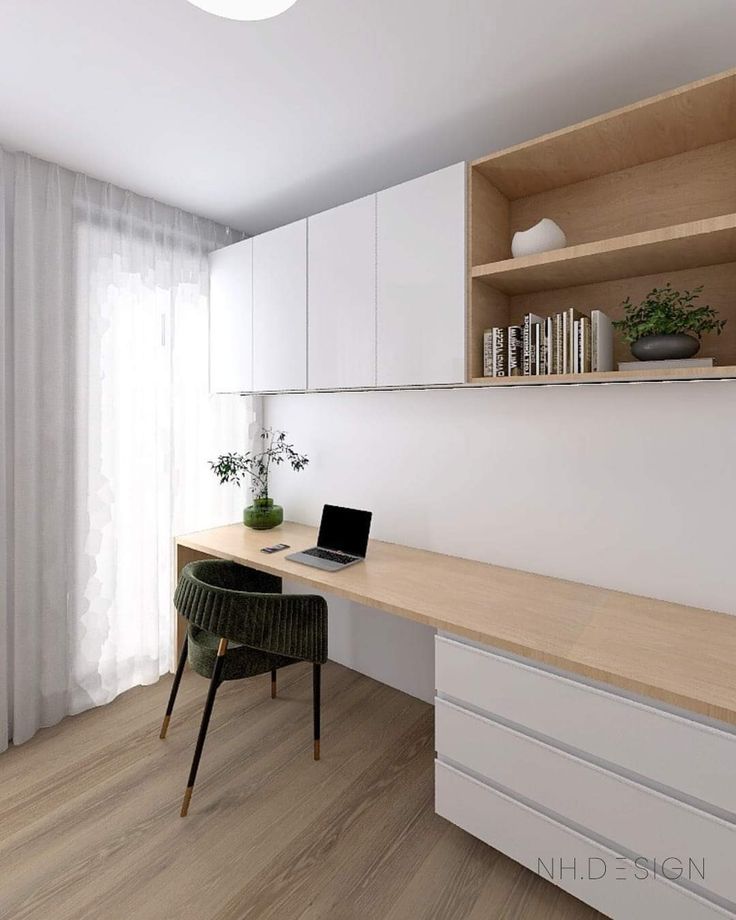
[209, 238, 253, 393]
[435, 635, 736, 815]
[435, 763, 729, 920]
[308, 195, 377, 390]
[377, 162, 466, 387]
[253, 219, 307, 392]
[436, 699, 736, 907]
[435, 634, 736, 919]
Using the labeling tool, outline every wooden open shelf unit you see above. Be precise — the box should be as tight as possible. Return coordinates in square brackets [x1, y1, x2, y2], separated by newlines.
[467, 67, 736, 385]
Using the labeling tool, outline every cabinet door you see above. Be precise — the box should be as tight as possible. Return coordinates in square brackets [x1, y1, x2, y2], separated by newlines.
[253, 219, 307, 392]
[308, 195, 376, 390]
[209, 237, 253, 393]
[377, 163, 466, 387]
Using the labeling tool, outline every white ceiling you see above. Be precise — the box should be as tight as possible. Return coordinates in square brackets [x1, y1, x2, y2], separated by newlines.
[0, 0, 734, 235]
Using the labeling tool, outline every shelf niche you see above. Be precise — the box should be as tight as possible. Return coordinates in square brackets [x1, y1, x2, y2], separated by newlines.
[467, 67, 736, 383]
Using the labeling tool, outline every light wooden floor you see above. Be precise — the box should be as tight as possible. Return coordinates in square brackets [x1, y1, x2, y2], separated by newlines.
[0, 662, 605, 920]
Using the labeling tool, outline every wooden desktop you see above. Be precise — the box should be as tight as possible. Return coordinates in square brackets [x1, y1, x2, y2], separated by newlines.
[176, 520, 736, 725]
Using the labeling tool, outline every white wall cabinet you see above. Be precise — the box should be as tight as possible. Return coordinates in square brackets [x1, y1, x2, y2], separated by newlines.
[209, 237, 253, 393]
[308, 195, 377, 390]
[209, 164, 466, 394]
[253, 219, 307, 392]
[376, 162, 466, 387]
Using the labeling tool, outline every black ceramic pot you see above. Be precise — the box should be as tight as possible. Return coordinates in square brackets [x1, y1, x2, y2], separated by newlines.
[630, 333, 700, 361]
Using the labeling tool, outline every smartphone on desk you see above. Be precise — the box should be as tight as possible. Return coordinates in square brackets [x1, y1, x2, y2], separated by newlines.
[260, 543, 290, 554]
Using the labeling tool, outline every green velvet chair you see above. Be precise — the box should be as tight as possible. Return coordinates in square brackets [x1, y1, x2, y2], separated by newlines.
[160, 559, 328, 817]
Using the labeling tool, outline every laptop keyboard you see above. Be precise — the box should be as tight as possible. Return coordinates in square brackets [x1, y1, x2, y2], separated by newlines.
[304, 547, 355, 564]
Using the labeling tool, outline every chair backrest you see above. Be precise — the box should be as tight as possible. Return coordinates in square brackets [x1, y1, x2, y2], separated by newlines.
[174, 560, 328, 664]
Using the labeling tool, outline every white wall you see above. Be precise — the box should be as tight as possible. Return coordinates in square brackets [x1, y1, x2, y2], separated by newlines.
[265, 383, 736, 700]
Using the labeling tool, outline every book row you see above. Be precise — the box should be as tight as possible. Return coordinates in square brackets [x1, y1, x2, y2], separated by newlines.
[483, 309, 614, 378]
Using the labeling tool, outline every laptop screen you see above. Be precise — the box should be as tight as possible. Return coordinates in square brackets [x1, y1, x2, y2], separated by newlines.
[317, 504, 372, 558]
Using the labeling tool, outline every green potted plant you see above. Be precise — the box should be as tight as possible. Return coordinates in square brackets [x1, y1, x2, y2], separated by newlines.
[613, 283, 726, 361]
[209, 428, 309, 530]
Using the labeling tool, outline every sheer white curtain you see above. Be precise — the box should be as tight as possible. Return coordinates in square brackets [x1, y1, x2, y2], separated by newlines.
[0, 150, 9, 751]
[1, 150, 248, 749]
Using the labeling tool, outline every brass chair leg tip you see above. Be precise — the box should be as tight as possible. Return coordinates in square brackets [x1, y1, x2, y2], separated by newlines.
[180, 787, 193, 817]
[160, 715, 171, 739]
[314, 740, 320, 761]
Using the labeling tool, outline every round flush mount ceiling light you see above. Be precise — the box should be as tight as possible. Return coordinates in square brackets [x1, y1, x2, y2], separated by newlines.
[186, 0, 299, 20]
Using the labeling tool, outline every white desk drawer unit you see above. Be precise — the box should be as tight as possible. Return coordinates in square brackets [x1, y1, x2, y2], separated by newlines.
[436, 762, 732, 920]
[435, 634, 736, 919]
[436, 699, 736, 906]
[435, 635, 736, 815]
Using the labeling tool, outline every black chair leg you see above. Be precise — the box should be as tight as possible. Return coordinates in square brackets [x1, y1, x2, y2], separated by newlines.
[271, 668, 277, 699]
[313, 663, 321, 761]
[160, 635, 188, 739]
[180, 638, 228, 817]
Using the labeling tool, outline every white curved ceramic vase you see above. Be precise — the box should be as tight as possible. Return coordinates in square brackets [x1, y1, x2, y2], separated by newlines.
[511, 218, 567, 258]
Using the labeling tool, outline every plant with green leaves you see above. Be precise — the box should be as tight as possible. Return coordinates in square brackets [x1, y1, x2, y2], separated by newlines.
[612, 284, 726, 344]
[210, 428, 309, 500]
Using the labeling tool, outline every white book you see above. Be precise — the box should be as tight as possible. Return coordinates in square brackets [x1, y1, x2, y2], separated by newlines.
[534, 323, 542, 375]
[573, 319, 580, 373]
[591, 310, 614, 373]
[493, 327, 508, 377]
[580, 316, 592, 373]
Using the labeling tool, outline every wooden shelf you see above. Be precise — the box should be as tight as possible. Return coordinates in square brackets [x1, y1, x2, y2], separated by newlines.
[467, 68, 736, 381]
[472, 214, 736, 294]
[469, 366, 736, 387]
[472, 68, 736, 199]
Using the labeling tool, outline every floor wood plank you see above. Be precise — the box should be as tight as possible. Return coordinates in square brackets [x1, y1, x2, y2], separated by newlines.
[0, 662, 606, 920]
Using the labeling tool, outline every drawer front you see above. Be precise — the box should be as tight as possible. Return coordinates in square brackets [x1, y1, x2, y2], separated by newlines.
[436, 699, 736, 906]
[436, 635, 736, 814]
[436, 761, 733, 920]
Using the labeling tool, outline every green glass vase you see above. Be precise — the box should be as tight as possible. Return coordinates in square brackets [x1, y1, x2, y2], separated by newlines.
[243, 497, 283, 530]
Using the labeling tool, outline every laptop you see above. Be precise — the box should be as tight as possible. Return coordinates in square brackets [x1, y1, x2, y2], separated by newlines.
[286, 504, 372, 572]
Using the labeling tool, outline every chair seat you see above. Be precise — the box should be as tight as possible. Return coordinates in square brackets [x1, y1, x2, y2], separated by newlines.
[187, 624, 299, 681]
